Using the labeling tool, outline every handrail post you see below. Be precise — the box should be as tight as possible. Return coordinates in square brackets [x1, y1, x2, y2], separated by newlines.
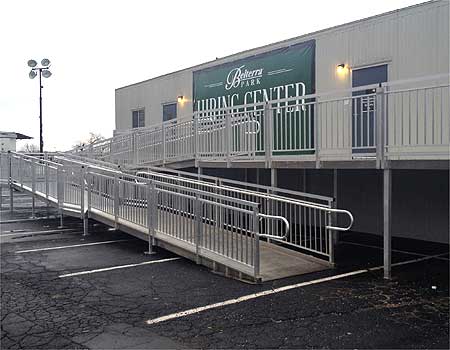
[195, 194, 202, 264]
[8, 152, 13, 213]
[80, 166, 89, 236]
[132, 132, 138, 166]
[87, 170, 92, 213]
[57, 165, 64, 227]
[44, 156, 49, 201]
[31, 160, 36, 218]
[114, 174, 119, 228]
[194, 114, 199, 167]
[145, 181, 157, 255]
[315, 103, 320, 169]
[225, 111, 231, 167]
[162, 124, 166, 165]
[327, 208, 335, 266]
[264, 103, 272, 168]
[253, 205, 260, 281]
[376, 86, 386, 169]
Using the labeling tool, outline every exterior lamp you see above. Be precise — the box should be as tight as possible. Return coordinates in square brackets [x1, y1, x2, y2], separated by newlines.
[28, 58, 52, 153]
[336, 63, 346, 74]
[177, 95, 184, 103]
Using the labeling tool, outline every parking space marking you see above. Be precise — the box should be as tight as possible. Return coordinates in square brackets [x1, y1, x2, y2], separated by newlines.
[59, 257, 181, 278]
[145, 252, 449, 326]
[15, 239, 130, 254]
[0, 228, 79, 237]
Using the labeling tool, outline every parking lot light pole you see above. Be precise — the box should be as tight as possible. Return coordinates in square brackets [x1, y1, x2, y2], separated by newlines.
[28, 59, 52, 153]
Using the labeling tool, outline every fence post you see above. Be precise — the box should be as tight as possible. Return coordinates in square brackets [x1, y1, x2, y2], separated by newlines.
[194, 114, 199, 167]
[195, 194, 202, 264]
[315, 104, 321, 169]
[56, 165, 64, 227]
[162, 124, 166, 165]
[80, 166, 89, 236]
[327, 209, 335, 266]
[264, 103, 272, 168]
[145, 181, 157, 255]
[132, 132, 138, 166]
[253, 205, 260, 281]
[31, 160, 36, 218]
[113, 174, 119, 228]
[8, 152, 13, 213]
[376, 86, 386, 169]
[44, 157, 49, 201]
[225, 111, 231, 167]
[87, 171, 92, 213]
[19, 155, 23, 189]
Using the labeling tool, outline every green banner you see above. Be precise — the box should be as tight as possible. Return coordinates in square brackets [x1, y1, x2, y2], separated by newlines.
[193, 40, 315, 111]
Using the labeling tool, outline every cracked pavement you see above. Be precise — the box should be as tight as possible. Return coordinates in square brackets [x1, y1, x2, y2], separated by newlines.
[1, 206, 449, 349]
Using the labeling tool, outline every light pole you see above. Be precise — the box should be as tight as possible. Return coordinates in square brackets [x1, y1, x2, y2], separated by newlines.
[28, 59, 52, 153]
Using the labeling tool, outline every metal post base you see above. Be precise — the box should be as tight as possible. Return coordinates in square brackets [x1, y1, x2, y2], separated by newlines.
[83, 216, 89, 236]
[30, 196, 36, 219]
[144, 236, 156, 255]
[9, 187, 13, 213]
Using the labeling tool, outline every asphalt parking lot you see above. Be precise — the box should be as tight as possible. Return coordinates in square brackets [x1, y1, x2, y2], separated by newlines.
[1, 194, 449, 349]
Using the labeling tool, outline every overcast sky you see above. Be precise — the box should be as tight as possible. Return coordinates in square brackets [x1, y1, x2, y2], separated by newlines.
[1, 0, 425, 151]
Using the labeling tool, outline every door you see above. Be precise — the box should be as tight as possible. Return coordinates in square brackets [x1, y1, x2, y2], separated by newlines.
[352, 64, 387, 154]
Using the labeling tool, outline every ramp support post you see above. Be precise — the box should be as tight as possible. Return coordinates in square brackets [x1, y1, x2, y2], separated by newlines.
[145, 182, 156, 255]
[195, 194, 202, 264]
[83, 213, 89, 236]
[81, 166, 88, 236]
[332, 169, 339, 244]
[57, 166, 65, 228]
[383, 168, 392, 279]
[271, 168, 277, 188]
[253, 205, 260, 281]
[31, 161, 36, 218]
[8, 152, 13, 213]
[9, 185, 13, 213]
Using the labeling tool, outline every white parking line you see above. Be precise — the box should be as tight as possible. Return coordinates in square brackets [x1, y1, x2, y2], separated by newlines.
[0, 228, 79, 237]
[59, 257, 181, 278]
[15, 239, 130, 254]
[145, 253, 448, 326]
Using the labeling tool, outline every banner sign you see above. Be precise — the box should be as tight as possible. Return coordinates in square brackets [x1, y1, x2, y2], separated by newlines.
[193, 40, 315, 111]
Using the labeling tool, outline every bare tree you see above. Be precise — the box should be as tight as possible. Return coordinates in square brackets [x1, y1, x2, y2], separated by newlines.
[20, 143, 40, 153]
[73, 132, 105, 150]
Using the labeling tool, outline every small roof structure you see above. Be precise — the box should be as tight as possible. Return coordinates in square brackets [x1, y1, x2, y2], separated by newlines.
[0, 131, 33, 140]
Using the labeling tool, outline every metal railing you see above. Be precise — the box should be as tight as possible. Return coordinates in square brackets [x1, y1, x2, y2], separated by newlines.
[71, 74, 449, 167]
[4, 152, 354, 278]
[56, 153, 354, 261]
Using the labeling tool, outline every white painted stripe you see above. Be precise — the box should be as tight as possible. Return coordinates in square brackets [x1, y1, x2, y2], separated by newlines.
[145, 252, 449, 326]
[0, 228, 79, 237]
[15, 239, 130, 254]
[59, 257, 181, 278]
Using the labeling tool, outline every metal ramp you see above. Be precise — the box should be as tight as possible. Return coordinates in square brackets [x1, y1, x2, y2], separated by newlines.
[2, 152, 353, 282]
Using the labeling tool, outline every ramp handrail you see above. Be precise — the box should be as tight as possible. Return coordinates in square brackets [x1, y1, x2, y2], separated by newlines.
[71, 74, 449, 166]
[6, 151, 355, 274]
[257, 213, 289, 240]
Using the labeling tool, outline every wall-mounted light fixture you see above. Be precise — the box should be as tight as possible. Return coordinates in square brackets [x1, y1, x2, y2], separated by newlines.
[177, 95, 184, 103]
[336, 63, 346, 73]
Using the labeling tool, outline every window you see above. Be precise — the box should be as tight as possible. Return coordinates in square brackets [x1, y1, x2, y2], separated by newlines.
[132, 109, 145, 128]
[163, 103, 177, 122]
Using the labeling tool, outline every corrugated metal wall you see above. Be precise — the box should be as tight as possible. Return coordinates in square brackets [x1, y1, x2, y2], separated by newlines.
[115, 1, 449, 134]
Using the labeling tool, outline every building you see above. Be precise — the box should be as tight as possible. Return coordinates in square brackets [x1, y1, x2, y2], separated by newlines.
[108, 0, 449, 278]
[0, 132, 33, 152]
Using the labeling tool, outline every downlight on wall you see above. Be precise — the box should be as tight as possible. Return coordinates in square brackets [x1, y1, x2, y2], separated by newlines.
[336, 63, 349, 77]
